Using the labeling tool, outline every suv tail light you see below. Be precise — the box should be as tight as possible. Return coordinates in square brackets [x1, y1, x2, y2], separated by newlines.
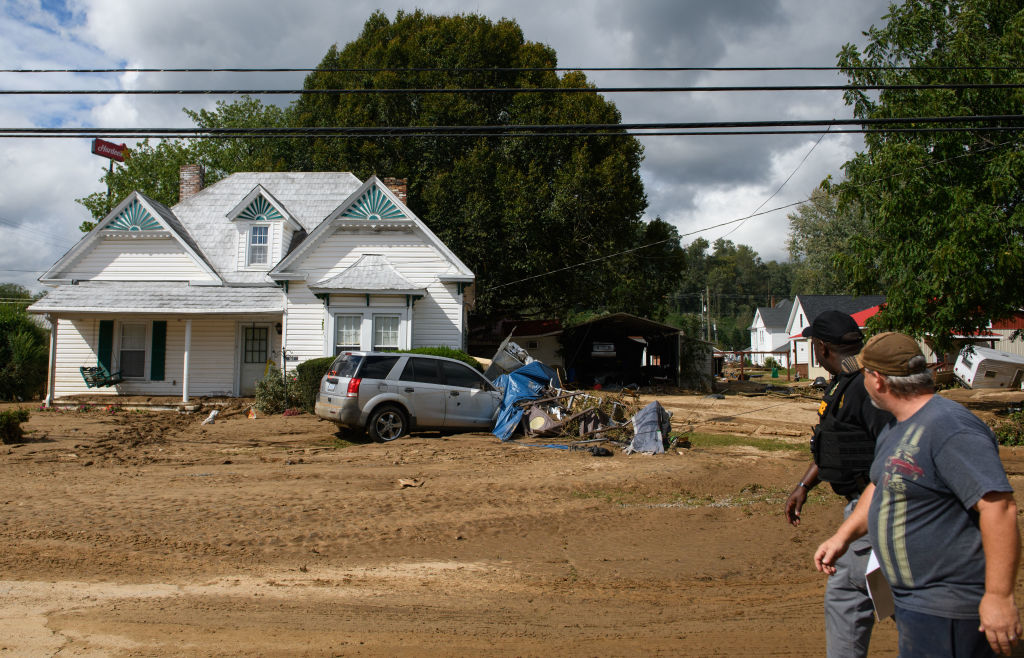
[346, 378, 361, 398]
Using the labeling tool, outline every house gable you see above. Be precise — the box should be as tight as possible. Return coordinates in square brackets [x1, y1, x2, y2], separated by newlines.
[41, 192, 221, 285]
[270, 176, 473, 281]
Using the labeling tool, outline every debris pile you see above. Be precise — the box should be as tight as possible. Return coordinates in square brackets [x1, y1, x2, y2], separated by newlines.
[489, 353, 681, 454]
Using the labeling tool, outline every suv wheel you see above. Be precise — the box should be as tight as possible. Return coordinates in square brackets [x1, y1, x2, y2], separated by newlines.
[367, 404, 408, 442]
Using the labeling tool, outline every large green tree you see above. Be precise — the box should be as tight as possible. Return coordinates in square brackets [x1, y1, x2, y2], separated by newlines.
[836, 0, 1024, 351]
[292, 10, 650, 315]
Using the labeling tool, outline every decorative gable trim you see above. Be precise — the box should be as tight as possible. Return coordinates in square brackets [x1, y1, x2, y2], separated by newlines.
[226, 185, 302, 230]
[270, 176, 474, 282]
[107, 199, 163, 231]
[339, 186, 406, 220]
[39, 191, 223, 284]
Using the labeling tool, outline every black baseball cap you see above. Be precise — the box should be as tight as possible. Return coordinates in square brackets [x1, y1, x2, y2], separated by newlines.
[801, 310, 864, 345]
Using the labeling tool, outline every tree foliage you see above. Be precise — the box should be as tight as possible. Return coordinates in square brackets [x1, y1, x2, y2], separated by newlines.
[787, 183, 878, 294]
[666, 238, 794, 349]
[836, 0, 1024, 351]
[292, 10, 651, 316]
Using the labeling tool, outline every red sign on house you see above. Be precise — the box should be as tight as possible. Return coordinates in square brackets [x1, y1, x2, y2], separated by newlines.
[91, 138, 128, 162]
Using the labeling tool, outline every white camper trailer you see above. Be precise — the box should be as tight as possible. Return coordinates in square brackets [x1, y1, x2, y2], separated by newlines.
[953, 346, 1024, 390]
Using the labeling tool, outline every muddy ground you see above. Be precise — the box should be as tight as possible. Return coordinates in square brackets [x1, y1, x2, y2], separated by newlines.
[1, 388, 1023, 656]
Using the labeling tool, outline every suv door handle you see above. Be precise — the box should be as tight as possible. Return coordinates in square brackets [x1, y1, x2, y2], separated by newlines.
[404, 387, 415, 392]
[449, 391, 460, 396]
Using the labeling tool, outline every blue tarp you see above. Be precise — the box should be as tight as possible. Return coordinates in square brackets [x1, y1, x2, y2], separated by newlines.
[491, 361, 558, 440]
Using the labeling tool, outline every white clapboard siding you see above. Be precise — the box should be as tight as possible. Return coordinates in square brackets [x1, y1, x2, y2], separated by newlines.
[64, 239, 214, 282]
[292, 231, 464, 350]
[51, 315, 281, 398]
[284, 282, 327, 363]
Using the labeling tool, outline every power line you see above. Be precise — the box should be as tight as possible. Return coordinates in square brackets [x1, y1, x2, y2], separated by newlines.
[4, 127, 1024, 140]
[5, 66, 1024, 73]
[2, 115, 1022, 139]
[5, 83, 1024, 96]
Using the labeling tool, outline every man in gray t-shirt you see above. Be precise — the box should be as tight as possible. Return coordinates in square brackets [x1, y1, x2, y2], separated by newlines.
[869, 395, 1012, 618]
[814, 333, 1022, 656]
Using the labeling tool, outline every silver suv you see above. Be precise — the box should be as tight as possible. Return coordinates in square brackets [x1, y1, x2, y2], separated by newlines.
[314, 352, 502, 441]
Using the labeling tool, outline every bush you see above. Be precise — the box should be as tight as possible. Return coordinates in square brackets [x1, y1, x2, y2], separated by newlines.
[294, 356, 335, 413]
[401, 346, 483, 372]
[0, 304, 49, 401]
[253, 365, 301, 414]
[995, 411, 1024, 447]
[0, 407, 30, 444]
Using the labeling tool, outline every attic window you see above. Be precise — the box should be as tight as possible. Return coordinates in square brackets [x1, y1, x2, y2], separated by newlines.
[248, 225, 269, 265]
[238, 196, 283, 222]
[108, 200, 162, 231]
[341, 187, 405, 220]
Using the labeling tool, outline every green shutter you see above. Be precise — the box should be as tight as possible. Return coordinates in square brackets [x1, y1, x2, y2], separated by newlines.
[151, 321, 166, 381]
[98, 320, 113, 371]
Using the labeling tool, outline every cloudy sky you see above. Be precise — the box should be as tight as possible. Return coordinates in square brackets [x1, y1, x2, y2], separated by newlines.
[0, 0, 894, 292]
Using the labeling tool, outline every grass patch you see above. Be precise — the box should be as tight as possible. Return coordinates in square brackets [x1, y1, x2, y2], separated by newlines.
[687, 432, 807, 453]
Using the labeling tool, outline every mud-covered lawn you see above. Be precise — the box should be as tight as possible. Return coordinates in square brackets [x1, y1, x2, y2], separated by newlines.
[1, 390, 1021, 656]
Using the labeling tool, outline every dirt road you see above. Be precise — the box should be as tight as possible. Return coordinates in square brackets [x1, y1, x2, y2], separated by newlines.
[1, 391, 1021, 656]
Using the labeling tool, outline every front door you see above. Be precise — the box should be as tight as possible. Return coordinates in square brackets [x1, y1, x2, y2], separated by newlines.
[239, 324, 271, 396]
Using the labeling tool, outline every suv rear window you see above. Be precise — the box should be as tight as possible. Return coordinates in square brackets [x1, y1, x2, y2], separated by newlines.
[358, 355, 401, 379]
[329, 353, 362, 377]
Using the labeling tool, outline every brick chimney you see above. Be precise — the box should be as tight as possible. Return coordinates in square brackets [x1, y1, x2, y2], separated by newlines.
[179, 164, 205, 202]
[381, 177, 408, 204]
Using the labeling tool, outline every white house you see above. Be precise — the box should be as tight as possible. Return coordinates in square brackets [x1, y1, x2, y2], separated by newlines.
[784, 294, 886, 380]
[29, 168, 474, 403]
[747, 299, 792, 366]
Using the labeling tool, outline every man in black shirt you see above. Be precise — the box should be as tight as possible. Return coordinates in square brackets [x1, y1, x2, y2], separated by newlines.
[783, 311, 893, 658]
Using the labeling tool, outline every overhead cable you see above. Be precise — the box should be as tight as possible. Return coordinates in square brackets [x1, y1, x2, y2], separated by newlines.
[5, 65, 1024, 73]
[2, 114, 1022, 139]
[5, 83, 1024, 95]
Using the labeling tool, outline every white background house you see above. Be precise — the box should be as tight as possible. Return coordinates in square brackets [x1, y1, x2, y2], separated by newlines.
[784, 294, 886, 380]
[30, 168, 474, 402]
[747, 299, 792, 366]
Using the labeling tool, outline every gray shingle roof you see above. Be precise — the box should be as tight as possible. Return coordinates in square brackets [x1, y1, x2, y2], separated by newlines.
[28, 281, 284, 314]
[796, 295, 886, 323]
[756, 298, 792, 330]
[310, 254, 424, 293]
[171, 172, 363, 284]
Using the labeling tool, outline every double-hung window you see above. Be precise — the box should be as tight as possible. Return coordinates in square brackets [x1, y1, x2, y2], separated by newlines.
[373, 315, 400, 351]
[335, 314, 362, 355]
[248, 225, 269, 265]
[119, 323, 147, 378]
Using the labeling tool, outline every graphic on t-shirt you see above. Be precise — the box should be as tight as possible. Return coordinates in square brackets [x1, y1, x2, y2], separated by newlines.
[877, 423, 925, 587]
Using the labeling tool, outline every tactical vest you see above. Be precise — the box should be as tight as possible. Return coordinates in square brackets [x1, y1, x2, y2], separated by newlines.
[810, 373, 875, 486]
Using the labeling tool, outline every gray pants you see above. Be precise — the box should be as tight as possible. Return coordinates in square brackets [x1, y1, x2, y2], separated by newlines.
[825, 498, 875, 658]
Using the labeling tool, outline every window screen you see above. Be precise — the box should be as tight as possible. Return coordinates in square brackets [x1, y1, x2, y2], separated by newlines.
[248, 225, 269, 265]
[119, 323, 146, 378]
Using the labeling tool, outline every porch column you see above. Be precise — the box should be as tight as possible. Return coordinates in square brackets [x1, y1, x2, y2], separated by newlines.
[182, 318, 192, 403]
[280, 309, 288, 375]
[44, 314, 57, 407]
